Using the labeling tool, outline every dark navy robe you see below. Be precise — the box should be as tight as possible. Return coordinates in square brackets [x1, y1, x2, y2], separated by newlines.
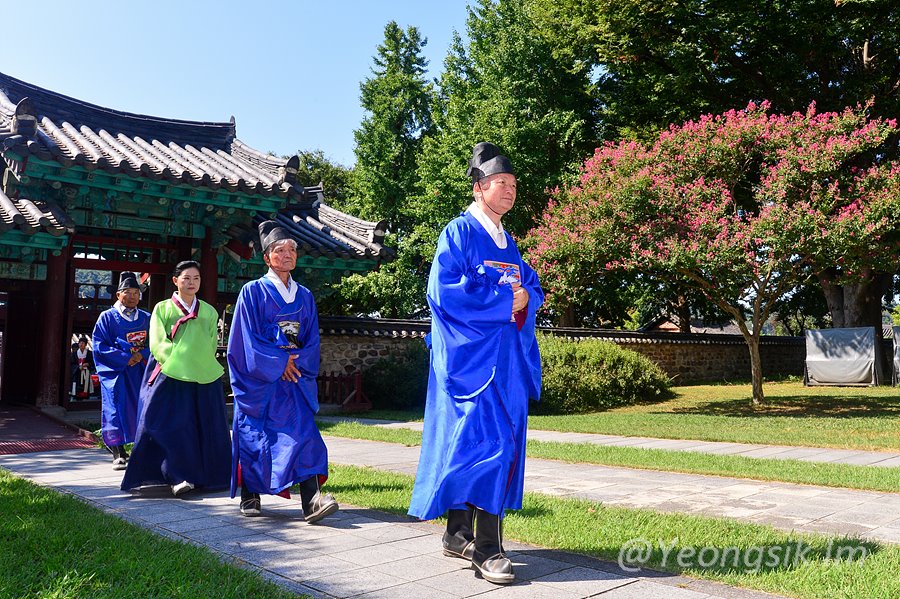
[227, 276, 326, 497]
[92, 307, 150, 447]
[409, 210, 543, 521]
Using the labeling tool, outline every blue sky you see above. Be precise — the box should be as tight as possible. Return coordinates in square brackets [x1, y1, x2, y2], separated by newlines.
[3, 0, 472, 167]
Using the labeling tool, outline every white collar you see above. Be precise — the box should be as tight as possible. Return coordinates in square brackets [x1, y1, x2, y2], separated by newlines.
[114, 300, 139, 321]
[173, 293, 197, 314]
[467, 202, 507, 249]
[76, 348, 88, 358]
[265, 268, 298, 303]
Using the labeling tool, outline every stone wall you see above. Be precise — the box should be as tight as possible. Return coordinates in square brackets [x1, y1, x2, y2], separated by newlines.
[319, 335, 426, 375]
[609, 338, 805, 384]
[318, 317, 808, 384]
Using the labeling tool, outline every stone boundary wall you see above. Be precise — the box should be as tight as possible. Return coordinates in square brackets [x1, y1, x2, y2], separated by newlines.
[318, 317, 808, 384]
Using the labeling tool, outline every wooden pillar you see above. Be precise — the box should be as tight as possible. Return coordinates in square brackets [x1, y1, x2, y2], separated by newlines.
[200, 228, 218, 308]
[36, 250, 69, 408]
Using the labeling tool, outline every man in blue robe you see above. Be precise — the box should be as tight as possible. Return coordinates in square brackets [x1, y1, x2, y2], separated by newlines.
[227, 220, 338, 522]
[409, 142, 543, 585]
[92, 272, 151, 470]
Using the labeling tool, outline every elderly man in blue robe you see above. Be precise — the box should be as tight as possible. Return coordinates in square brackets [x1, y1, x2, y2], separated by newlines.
[92, 272, 151, 470]
[227, 220, 338, 522]
[408, 142, 543, 585]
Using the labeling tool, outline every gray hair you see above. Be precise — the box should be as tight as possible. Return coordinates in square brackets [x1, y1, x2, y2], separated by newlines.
[264, 237, 298, 256]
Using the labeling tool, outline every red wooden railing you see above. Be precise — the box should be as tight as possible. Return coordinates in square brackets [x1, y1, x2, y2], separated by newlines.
[317, 371, 371, 412]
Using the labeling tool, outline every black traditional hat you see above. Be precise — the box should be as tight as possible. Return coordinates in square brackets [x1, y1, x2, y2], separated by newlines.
[117, 271, 140, 292]
[466, 142, 515, 183]
[258, 220, 293, 253]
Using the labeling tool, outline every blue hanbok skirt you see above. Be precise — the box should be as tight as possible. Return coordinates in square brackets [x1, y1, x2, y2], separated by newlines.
[121, 356, 231, 491]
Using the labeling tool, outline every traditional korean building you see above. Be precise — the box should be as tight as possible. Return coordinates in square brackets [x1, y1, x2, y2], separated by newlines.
[0, 71, 390, 413]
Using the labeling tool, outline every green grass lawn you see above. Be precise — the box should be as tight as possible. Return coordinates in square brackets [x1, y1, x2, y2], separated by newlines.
[366, 380, 900, 451]
[328, 464, 900, 599]
[317, 421, 900, 492]
[0, 470, 302, 599]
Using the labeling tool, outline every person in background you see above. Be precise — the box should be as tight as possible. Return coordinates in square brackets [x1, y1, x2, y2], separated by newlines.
[408, 142, 543, 585]
[69, 337, 94, 399]
[121, 260, 231, 497]
[92, 272, 150, 470]
[227, 221, 338, 522]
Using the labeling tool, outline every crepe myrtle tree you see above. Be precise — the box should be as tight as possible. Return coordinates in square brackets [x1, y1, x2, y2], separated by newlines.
[527, 102, 900, 405]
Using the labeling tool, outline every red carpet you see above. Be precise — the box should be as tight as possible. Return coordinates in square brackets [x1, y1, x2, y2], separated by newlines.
[0, 405, 97, 455]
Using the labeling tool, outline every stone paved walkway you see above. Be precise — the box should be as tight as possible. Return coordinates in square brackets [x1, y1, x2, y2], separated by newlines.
[0, 447, 788, 599]
[322, 436, 900, 546]
[318, 417, 900, 468]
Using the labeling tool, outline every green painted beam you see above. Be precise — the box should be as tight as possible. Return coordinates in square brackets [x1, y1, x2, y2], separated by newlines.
[66, 210, 207, 238]
[0, 230, 69, 253]
[22, 159, 287, 215]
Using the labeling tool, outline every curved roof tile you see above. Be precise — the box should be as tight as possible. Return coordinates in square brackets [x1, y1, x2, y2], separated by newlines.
[0, 71, 298, 199]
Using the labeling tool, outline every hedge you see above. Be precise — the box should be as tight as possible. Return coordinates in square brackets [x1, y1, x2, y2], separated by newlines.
[362, 333, 672, 414]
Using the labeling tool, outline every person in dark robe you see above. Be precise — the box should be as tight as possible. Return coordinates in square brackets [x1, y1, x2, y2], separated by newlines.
[70, 337, 95, 399]
[120, 260, 231, 496]
[227, 221, 338, 522]
[408, 142, 543, 585]
[92, 272, 151, 470]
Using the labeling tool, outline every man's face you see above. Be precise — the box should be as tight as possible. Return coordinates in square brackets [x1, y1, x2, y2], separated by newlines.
[78, 340, 86, 350]
[117, 288, 141, 309]
[475, 173, 517, 216]
[264, 241, 298, 273]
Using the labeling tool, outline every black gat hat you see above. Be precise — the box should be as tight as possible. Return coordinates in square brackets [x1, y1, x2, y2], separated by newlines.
[466, 142, 515, 183]
[117, 271, 141, 292]
[258, 220, 294, 253]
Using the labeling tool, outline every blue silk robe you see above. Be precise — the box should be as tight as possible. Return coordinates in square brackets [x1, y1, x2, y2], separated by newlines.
[92, 307, 151, 447]
[409, 210, 543, 521]
[227, 276, 326, 497]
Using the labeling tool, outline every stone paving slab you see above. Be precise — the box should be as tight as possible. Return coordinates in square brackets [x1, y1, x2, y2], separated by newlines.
[0, 447, 789, 599]
[322, 436, 900, 546]
[319, 416, 900, 467]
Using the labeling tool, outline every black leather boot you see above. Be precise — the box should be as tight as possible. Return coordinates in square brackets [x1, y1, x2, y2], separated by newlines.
[442, 505, 475, 560]
[298, 476, 339, 524]
[472, 508, 514, 584]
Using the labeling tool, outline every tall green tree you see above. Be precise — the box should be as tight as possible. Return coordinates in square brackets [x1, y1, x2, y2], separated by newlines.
[528, 0, 900, 138]
[349, 21, 434, 227]
[333, 22, 435, 317]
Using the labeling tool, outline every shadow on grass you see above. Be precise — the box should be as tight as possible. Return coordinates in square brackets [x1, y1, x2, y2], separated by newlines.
[668, 394, 900, 418]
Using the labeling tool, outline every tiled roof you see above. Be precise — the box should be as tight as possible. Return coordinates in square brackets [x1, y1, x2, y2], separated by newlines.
[0, 186, 72, 236]
[0, 71, 392, 261]
[0, 71, 299, 198]
[319, 316, 430, 338]
[223, 189, 391, 261]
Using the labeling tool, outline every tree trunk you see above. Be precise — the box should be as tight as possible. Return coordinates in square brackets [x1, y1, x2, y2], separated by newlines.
[558, 304, 577, 328]
[818, 269, 890, 329]
[747, 334, 765, 406]
[818, 270, 891, 384]
[673, 294, 691, 333]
